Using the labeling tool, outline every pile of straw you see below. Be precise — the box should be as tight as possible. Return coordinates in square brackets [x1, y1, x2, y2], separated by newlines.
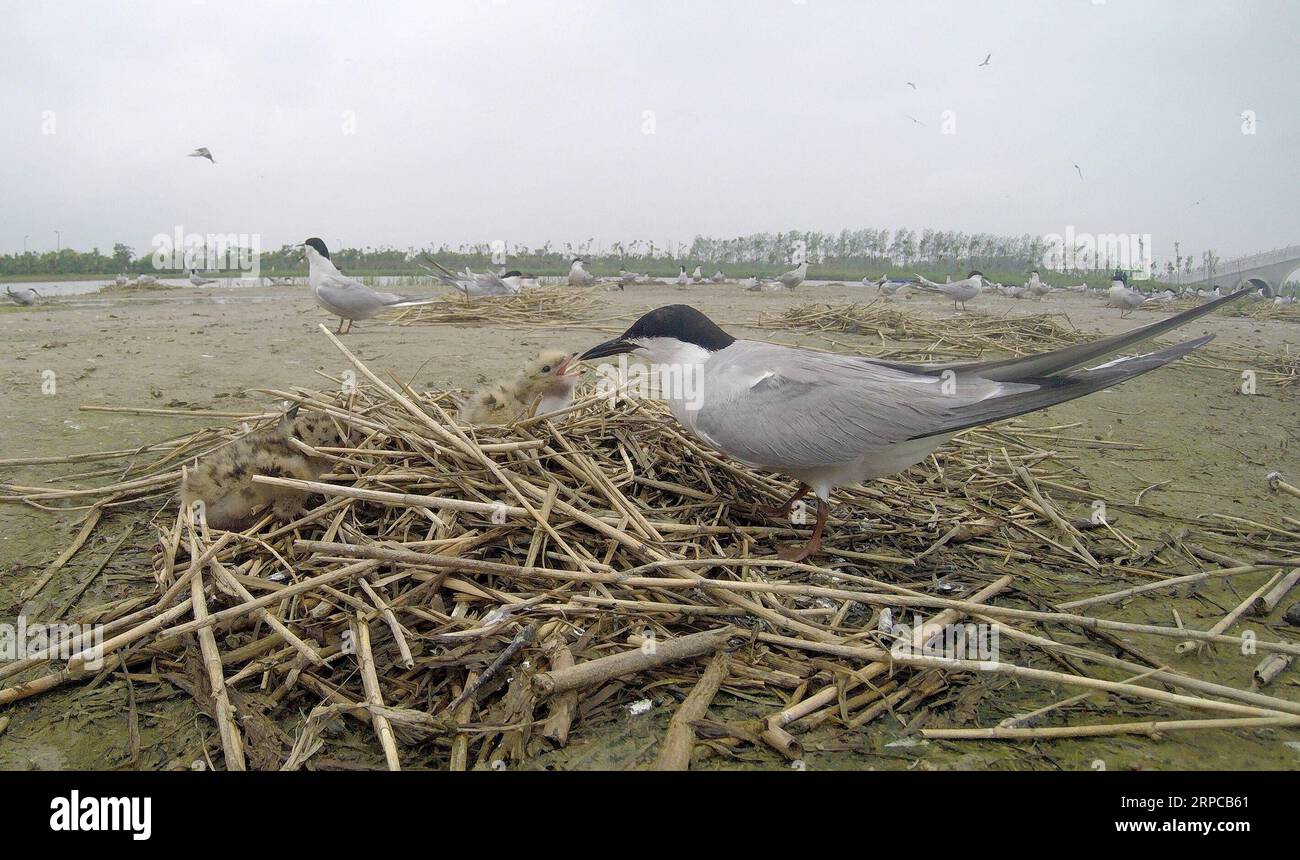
[754, 302, 1095, 360]
[2, 323, 1297, 770]
[384, 286, 603, 327]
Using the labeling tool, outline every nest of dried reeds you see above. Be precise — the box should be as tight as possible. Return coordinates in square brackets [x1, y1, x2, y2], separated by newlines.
[2, 320, 1297, 771]
[383, 286, 604, 327]
[754, 301, 1095, 360]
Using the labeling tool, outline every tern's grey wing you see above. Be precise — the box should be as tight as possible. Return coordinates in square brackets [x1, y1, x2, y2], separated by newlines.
[314, 271, 401, 318]
[691, 342, 1014, 471]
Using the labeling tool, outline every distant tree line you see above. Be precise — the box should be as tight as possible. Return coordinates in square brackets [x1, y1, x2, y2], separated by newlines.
[1, 229, 1217, 280]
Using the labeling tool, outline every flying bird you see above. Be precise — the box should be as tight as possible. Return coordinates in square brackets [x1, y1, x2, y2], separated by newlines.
[979, 53, 991, 67]
[1074, 163, 1083, 180]
[303, 238, 436, 333]
[577, 291, 1249, 560]
[188, 147, 215, 163]
[906, 81, 917, 90]
[905, 114, 926, 127]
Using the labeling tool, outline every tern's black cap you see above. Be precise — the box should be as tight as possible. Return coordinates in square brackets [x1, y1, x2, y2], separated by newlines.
[303, 238, 330, 259]
[579, 304, 736, 360]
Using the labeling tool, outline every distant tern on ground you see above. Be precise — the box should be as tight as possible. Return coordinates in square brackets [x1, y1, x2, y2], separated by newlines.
[421, 257, 521, 298]
[774, 261, 808, 290]
[568, 258, 596, 287]
[676, 265, 690, 287]
[304, 238, 435, 333]
[1105, 272, 1145, 317]
[189, 268, 218, 287]
[691, 266, 703, 283]
[188, 147, 216, 163]
[915, 271, 984, 309]
[578, 291, 1249, 560]
[711, 270, 726, 284]
[5, 286, 39, 306]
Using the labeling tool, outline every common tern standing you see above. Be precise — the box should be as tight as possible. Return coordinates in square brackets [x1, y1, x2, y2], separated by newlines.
[691, 265, 703, 284]
[568, 258, 596, 287]
[579, 291, 1248, 560]
[1106, 272, 1144, 318]
[676, 265, 690, 287]
[710, 270, 726, 284]
[304, 238, 434, 333]
[915, 271, 984, 310]
[189, 268, 218, 287]
[774, 261, 808, 290]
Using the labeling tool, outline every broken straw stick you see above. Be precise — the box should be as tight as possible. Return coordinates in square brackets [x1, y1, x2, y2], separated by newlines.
[186, 522, 246, 771]
[650, 650, 729, 771]
[533, 627, 733, 697]
[353, 618, 401, 771]
[1057, 561, 1286, 610]
[924, 715, 1300, 741]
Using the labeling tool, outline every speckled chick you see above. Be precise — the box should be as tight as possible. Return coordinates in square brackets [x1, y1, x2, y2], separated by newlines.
[461, 350, 581, 425]
[180, 406, 348, 529]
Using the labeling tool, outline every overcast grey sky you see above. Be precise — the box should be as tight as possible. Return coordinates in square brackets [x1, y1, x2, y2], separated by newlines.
[2, 0, 1297, 262]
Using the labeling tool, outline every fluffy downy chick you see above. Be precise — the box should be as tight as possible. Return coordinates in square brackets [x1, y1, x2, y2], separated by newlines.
[461, 350, 582, 425]
[180, 406, 348, 529]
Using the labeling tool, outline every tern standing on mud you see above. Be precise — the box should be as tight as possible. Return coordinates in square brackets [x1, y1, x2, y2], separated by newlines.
[580, 291, 1248, 561]
[302, 238, 434, 333]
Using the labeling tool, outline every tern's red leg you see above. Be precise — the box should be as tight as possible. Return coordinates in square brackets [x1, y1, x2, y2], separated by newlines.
[335, 317, 345, 334]
[776, 497, 828, 562]
[760, 483, 810, 519]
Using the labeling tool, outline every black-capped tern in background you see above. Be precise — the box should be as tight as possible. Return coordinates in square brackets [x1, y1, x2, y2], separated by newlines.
[189, 268, 218, 287]
[304, 238, 435, 333]
[5, 286, 39, 306]
[1105, 272, 1145, 317]
[915, 271, 984, 309]
[774, 261, 808, 290]
[136, 274, 158, 285]
[711, 270, 726, 284]
[578, 291, 1249, 560]
[568, 258, 596, 287]
[188, 147, 216, 163]
[676, 265, 690, 287]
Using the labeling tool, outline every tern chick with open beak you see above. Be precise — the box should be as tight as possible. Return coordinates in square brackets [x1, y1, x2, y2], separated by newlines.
[461, 350, 582, 425]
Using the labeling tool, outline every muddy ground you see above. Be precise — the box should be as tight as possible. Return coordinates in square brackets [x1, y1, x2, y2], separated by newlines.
[1, 281, 1297, 770]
